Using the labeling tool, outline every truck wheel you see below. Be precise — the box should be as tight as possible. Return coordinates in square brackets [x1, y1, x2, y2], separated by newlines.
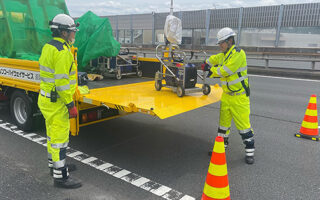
[10, 90, 34, 131]
[202, 84, 211, 95]
[176, 85, 185, 97]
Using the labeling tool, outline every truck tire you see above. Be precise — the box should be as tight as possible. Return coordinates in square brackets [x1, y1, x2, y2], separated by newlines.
[10, 90, 34, 131]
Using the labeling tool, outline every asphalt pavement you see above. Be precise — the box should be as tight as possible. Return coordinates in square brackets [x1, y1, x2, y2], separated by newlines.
[0, 74, 320, 200]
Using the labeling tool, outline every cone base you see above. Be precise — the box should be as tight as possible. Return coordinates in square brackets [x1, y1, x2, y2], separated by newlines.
[295, 133, 319, 141]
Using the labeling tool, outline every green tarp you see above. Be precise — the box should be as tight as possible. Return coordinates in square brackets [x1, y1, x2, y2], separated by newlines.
[0, 0, 69, 60]
[0, 0, 120, 71]
[74, 11, 120, 71]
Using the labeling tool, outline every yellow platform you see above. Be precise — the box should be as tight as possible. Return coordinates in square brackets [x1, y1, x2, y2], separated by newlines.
[80, 81, 222, 119]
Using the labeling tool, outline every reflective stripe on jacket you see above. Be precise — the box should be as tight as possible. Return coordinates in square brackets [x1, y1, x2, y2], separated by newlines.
[206, 45, 249, 93]
[39, 37, 77, 105]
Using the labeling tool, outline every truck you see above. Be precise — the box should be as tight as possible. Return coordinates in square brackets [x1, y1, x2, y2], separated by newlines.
[0, 0, 222, 136]
[0, 55, 222, 136]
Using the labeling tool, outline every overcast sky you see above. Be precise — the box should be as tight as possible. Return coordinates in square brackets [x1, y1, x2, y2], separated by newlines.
[66, 0, 320, 17]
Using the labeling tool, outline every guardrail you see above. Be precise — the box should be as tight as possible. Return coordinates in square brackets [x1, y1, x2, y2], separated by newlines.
[135, 48, 320, 71]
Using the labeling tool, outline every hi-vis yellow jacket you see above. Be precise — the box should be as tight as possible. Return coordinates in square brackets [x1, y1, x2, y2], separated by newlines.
[39, 37, 77, 106]
[206, 45, 249, 94]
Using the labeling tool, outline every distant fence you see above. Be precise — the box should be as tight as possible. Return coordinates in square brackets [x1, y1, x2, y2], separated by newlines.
[104, 3, 320, 49]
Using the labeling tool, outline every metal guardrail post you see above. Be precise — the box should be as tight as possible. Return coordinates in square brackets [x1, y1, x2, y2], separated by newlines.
[179, 11, 183, 20]
[130, 14, 133, 44]
[116, 15, 119, 42]
[275, 4, 284, 47]
[237, 7, 243, 46]
[152, 12, 155, 45]
[312, 61, 316, 70]
[265, 59, 269, 68]
[205, 9, 211, 46]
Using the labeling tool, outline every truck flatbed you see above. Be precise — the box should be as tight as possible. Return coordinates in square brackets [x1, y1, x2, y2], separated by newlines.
[82, 77, 222, 119]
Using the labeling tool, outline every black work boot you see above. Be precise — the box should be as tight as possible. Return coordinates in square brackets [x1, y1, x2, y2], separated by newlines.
[245, 156, 254, 164]
[54, 177, 82, 189]
[50, 164, 77, 176]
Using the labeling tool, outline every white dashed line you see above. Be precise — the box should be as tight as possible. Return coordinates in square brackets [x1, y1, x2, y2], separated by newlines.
[151, 185, 172, 196]
[180, 195, 196, 200]
[67, 151, 83, 158]
[23, 133, 37, 139]
[132, 177, 150, 187]
[96, 163, 113, 170]
[113, 169, 131, 178]
[0, 120, 195, 200]
[81, 157, 97, 164]
[32, 137, 47, 143]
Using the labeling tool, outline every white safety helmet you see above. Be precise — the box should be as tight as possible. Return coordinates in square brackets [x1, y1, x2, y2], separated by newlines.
[49, 14, 79, 32]
[216, 27, 236, 44]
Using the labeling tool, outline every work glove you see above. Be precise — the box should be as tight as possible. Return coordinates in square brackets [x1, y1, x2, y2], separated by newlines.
[201, 63, 211, 71]
[66, 102, 78, 118]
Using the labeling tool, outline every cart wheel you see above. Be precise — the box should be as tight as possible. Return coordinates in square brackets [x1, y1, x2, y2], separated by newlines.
[115, 69, 122, 80]
[202, 84, 211, 95]
[155, 80, 162, 91]
[137, 70, 143, 77]
[176, 85, 185, 97]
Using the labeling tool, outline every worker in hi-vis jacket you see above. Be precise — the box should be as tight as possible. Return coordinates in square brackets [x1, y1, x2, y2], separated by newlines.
[204, 27, 255, 164]
[38, 14, 82, 188]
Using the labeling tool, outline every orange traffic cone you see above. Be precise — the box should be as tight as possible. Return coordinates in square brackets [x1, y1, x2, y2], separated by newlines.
[201, 136, 230, 200]
[295, 94, 319, 141]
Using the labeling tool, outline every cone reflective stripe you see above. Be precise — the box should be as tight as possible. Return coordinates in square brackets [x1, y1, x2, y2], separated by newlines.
[295, 94, 319, 141]
[202, 136, 230, 200]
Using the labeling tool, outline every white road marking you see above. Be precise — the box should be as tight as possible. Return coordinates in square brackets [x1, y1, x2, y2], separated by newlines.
[96, 163, 113, 170]
[32, 137, 47, 143]
[151, 185, 172, 196]
[180, 195, 196, 200]
[0, 120, 195, 200]
[67, 151, 83, 158]
[81, 157, 97, 164]
[249, 74, 320, 82]
[13, 130, 24, 135]
[23, 133, 37, 139]
[113, 169, 131, 178]
[132, 177, 150, 187]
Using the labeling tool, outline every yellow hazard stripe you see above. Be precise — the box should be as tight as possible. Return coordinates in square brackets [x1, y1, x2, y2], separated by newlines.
[309, 97, 317, 104]
[208, 163, 228, 176]
[203, 183, 230, 199]
[115, 105, 125, 111]
[213, 141, 225, 154]
[301, 121, 318, 129]
[305, 109, 317, 117]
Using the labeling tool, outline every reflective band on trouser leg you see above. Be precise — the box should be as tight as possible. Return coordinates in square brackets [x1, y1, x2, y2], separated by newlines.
[48, 156, 53, 168]
[53, 167, 69, 179]
[218, 126, 230, 149]
[219, 96, 232, 149]
[51, 142, 69, 148]
[52, 147, 67, 168]
[240, 130, 255, 156]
